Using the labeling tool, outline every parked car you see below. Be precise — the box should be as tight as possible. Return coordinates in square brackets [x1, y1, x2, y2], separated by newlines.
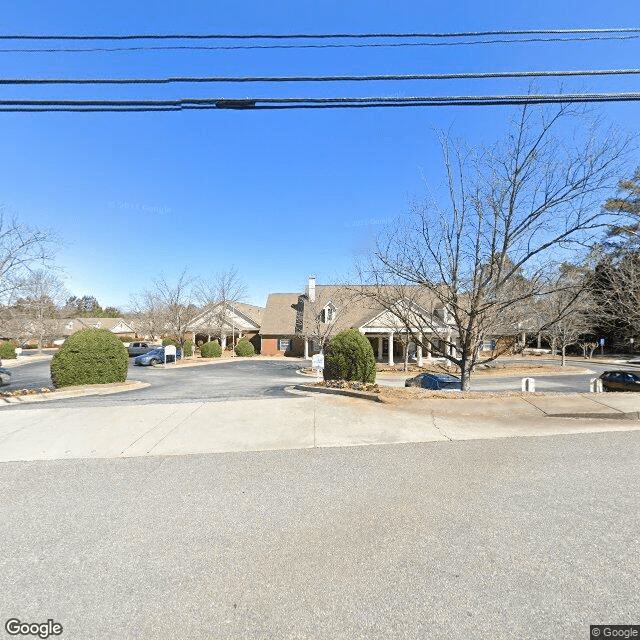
[134, 347, 182, 366]
[599, 370, 640, 392]
[405, 372, 462, 390]
[127, 341, 156, 357]
[0, 367, 11, 386]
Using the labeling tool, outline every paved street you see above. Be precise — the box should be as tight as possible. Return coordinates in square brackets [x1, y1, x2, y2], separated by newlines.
[3, 356, 637, 404]
[2, 433, 638, 640]
[1, 357, 305, 408]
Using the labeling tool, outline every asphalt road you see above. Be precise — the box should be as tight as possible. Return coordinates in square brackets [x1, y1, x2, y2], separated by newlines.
[4, 357, 640, 405]
[1, 358, 307, 408]
[1, 432, 638, 639]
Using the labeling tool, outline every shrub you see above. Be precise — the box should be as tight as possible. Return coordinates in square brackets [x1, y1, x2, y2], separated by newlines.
[200, 340, 222, 358]
[0, 341, 16, 360]
[183, 340, 194, 356]
[162, 337, 179, 346]
[50, 329, 128, 388]
[323, 329, 376, 383]
[235, 337, 255, 357]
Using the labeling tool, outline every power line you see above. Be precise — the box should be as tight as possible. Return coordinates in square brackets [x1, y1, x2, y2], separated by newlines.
[1, 92, 640, 112]
[2, 68, 640, 85]
[2, 28, 640, 40]
[2, 34, 640, 53]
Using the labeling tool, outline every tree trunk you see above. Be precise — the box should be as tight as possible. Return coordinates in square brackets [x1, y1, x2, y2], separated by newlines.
[459, 364, 471, 391]
[403, 343, 408, 372]
[561, 345, 566, 366]
[551, 337, 557, 357]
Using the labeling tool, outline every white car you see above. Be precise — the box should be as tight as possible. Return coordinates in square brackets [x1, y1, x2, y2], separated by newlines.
[0, 368, 11, 386]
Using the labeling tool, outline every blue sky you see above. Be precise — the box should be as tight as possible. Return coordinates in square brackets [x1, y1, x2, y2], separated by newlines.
[1, 1, 639, 309]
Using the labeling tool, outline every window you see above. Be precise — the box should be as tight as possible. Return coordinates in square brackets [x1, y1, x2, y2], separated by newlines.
[278, 338, 292, 351]
[481, 340, 497, 351]
[322, 302, 336, 323]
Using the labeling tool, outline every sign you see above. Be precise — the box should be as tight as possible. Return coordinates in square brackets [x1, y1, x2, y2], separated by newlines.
[599, 338, 605, 346]
[311, 354, 324, 370]
[164, 344, 177, 364]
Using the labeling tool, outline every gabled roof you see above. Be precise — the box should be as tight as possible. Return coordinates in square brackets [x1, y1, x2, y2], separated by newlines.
[301, 285, 443, 332]
[190, 301, 264, 331]
[77, 317, 135, 333]
[259, 293, 300, 335]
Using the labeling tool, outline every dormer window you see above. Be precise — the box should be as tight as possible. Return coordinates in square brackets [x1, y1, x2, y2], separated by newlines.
[322, 302, 336, 323]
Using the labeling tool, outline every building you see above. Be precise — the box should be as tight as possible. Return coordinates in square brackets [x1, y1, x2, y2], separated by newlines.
[259, 277, 460, 364]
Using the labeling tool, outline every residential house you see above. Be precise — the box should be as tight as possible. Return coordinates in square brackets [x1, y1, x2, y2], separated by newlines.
[189, 302, 264, 351]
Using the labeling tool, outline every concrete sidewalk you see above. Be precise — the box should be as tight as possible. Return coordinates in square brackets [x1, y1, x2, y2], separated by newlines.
[1, 391, 639, 462]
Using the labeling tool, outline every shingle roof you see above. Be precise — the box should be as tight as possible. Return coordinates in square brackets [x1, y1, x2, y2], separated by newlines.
[259, 293, 300, 335]
[233, 303, 264, 326]
[302, 285, 441, 331]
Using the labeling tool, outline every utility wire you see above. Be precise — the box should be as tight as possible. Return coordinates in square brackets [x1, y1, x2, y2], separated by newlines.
[1, 92, 640, 112]
[2, 27, 640, 40]
[2, 34, 640, 53]
[2, 68, 640, 85]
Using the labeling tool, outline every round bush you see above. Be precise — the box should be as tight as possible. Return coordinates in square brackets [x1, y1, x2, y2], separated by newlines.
[200, 340, 222, 358]
[324, 329, 376, 383]
[0, 340, 16, 360]
[183, 340, 194, 356]
[50, 329, 128, 388]
[235, 337, 255, 357]
[162, 337, 179, 346]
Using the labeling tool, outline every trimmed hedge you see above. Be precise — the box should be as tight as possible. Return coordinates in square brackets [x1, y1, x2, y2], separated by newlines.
[235, 337, 255, 357]
[323, 329, 376, 383]
[183, 340, 195, 356]
[162, 338, 179, 346]
[0, 341, 16, 360]
[200, 340, 222, 358]
[50, 329, 128, 388]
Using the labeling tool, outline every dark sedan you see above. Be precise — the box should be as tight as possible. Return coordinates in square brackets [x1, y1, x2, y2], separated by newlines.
[405, 372, 462, 390]
[599, 370, 640, 392]
[0, 367, 11, 386]
[134, 347, 182, 366]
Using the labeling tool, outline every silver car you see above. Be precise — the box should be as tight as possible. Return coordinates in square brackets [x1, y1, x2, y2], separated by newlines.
[127, 342, 156, 357]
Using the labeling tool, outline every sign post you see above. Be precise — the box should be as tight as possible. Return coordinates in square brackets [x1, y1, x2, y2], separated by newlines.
[599, 337, 605, 357]
[164, 344, 176, 365]
[311, 353, 324, 381]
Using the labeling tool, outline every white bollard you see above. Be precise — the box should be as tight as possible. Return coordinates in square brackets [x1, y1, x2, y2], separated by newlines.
[521, 377, 535, 392]
[590, 378, 603, 393]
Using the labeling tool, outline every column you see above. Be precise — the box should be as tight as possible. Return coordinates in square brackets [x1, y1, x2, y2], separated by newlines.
[221, 334, 227, 349]
[417, 333, 423, 367]
[377, 336, 383, 361]
[304, 338, 309, 359]
[388, 331, 394, 366]
[426, 339, 432, 359]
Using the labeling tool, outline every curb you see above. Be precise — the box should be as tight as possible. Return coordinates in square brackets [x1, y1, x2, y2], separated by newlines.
[545, 411, 640, 421]
[293, 384, 382, 403]
[0, 380, 150, 405]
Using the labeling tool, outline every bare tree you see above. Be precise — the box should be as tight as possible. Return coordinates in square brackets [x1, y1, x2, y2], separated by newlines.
[8, 270, 68, 350]
[195, 267, 247, 344]
[128, 289, 164, 340]
[357, 105, 633, 390]
[130, 269, 200, 347]
[0, 208, 58, 305]
[295, 285, 358, 355]
[537, 267, 595, 366]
